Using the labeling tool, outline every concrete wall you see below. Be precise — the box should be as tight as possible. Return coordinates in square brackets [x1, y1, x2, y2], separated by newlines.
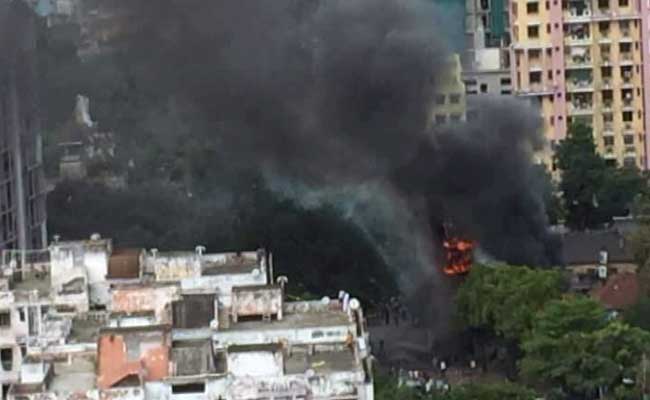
[149, 254, 201, 282]
[227, 351, 283, 378]
[181, 273, 266, 309]
[231, 286, 282, 321]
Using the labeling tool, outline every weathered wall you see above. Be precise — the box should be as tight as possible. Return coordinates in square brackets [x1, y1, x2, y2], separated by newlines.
[231, 286, 282, 321]
[148, 254, 200, 282]
[110, 286, 180, 324]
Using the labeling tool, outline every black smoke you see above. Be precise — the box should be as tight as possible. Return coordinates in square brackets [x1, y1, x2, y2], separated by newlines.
[59, 0, 561, 323]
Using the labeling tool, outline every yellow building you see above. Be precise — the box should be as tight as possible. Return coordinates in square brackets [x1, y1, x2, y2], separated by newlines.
[509, 0, 650, 169]
[432, 54, 467, 125]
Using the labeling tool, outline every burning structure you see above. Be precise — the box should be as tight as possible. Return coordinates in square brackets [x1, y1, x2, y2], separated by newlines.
[0, 234, 373, 399]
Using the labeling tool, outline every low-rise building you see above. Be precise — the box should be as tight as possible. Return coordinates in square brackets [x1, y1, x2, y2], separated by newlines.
[0, 234, 374, 400]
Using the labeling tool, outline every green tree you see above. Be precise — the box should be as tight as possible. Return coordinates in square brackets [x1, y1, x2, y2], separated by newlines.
[521, 296, 650, 399]
[624, 296, 650, 331]
[457, 263, 564, 340]
[556, 123, 644, 230]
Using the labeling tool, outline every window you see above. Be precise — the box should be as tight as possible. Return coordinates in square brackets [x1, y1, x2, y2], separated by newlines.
[481, 0, 489, 10]
[450, 114, 462, 122]
[546, 1, 550, 9]
[500, 77, 511, 85]
[449, 94, 461, 104]
[599, 21, 609, 34]
[624, 134, 635, 145]
[619, 0, 629, 6]
[0, 312, 10, 327]
[527, 2, 539, 13]
[598, 0, 609, 7]
[604, 136, 614, 146]
[18, 308, 24, 322]
[528, 25, 540, 39]
[550, 116, 555, 126]
[435, 115, 447, 124]
[530, 49, 541, 59]
[601, 66, 612, 78]
[0, 348, 12, 371]
[501, 90, 512, 94]
[620, 42, 632, 53]
[435, 95, 445, 105]
[530, 71, 542, 83]
[547, 70, 553, 80]
[623, 111, 634, 122]
[480, 83, 488, 93]
[624, 157, 636, 167]
[171, 383, 205, 394]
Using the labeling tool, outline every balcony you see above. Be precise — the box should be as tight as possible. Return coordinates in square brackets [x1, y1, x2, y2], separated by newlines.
[568, 102, 594, 115]
[625, 146, 637, 156]
[603, 122, 614, 133]
[624, 122, 634, 132]
[620, 29, 632, 41]
[621, 76, 634, 88]
[602, 100, 613, 112]
[566, 35, 592, 46]
[567, 79, 594, 92]
[566, 56, 592, 69]
[601, 77, 613, 89]
[598, 31, 611, 43]
[622, 98, 634, 110]
[519, 84, 554, 95]
[620, 52, 634, 65]
[565, 7, 592, 22]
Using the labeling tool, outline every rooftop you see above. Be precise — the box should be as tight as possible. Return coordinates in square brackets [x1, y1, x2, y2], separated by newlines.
[562, 229, 634, 265]
[69, 317, 104, 343]
[13, 272, 50, 298]
[49, 358, 96, 393]
[284, 348, 357, 375]
[591, 273, 640, 310]
[225, 308, 351, 332]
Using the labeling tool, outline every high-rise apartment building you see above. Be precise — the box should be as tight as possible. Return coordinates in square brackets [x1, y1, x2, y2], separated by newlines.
[509, 0, 650, 169]
[0, 1, 48, 251]
[464, 0, 513, 96]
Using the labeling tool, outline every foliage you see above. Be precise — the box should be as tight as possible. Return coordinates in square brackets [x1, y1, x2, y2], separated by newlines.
[521, 296, 650, 399]
[556, 123, 644, 230]
[456, 263, 564, 340]
[623, 296, 650, 331]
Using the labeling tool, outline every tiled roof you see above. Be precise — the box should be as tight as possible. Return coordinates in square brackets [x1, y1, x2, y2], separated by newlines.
[591, 273, 639, 310]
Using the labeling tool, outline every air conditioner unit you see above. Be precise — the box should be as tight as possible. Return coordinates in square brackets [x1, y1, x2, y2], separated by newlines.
[599, 250, 608, 265]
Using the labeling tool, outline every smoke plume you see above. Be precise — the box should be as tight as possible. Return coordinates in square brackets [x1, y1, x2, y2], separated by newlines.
[79, 0, 560, 326]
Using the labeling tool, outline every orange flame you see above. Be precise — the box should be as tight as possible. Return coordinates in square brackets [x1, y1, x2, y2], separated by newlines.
[443, 238, 474, 275]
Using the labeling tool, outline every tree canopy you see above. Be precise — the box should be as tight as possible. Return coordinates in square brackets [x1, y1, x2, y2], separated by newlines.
[521, 296, 650, 399]
[556, 123, 645, 230]
[456, 263, 564, 340]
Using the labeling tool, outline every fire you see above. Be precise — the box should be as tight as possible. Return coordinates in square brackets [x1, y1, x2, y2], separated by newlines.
[443, 237, 474, 275]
